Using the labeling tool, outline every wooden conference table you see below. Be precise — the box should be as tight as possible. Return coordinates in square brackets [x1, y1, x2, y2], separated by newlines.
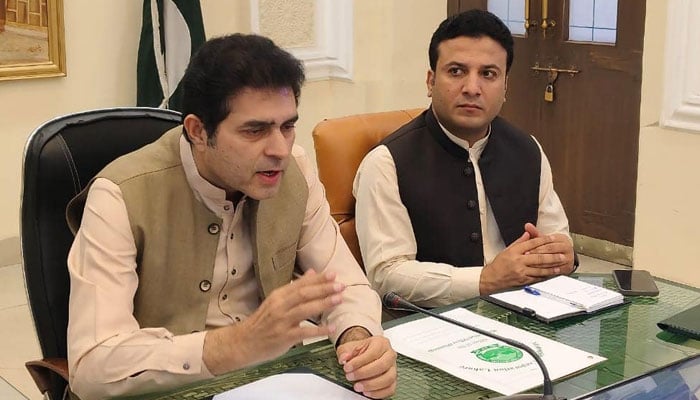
[123, 274, 700, 400]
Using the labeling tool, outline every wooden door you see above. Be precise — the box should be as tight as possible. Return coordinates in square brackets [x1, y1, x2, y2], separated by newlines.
[1, 1, 6, 32]
[448, 0, 645, 256]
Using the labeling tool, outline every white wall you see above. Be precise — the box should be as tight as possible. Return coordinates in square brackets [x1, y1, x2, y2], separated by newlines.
[6, 1, 697, 289]
[634, 0, 700, 287]
[0, 1, 443, 250]
[0, 0, 143, 243]
[297, 0, 439, 154]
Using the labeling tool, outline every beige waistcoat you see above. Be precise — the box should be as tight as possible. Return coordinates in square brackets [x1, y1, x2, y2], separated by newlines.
[66, 127, 308, 335]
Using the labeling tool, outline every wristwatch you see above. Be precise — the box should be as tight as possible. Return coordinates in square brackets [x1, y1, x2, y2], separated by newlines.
[572, 251, 580, 272]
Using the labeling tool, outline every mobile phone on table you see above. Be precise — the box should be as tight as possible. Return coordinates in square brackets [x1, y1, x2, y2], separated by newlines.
[612, 269, 659, 296]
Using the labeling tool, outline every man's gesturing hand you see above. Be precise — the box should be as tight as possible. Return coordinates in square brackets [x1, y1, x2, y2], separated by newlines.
[203, 269, 344, 375]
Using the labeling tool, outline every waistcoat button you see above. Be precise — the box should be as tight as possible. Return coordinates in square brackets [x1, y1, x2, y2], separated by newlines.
[208, 223, 220, 235]
[199, 280, 211, 292]
[463, 166, 474, 176]
[467, 200, 477, 209]
[470, 232, 481, 243]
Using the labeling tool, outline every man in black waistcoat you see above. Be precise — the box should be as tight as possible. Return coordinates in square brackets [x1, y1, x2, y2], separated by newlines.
[353, 10, 576, 307]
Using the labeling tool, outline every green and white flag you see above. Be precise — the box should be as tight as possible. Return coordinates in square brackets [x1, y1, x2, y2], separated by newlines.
[137, 0, 205, 112]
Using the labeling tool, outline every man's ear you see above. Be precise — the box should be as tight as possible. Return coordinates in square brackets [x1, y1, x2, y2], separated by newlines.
[183, 114, 207, 146]
[426, 69, 435, 97]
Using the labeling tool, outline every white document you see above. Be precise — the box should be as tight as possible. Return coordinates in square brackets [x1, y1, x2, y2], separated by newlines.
[212, 372, 366, 400]
[531, 275, 623, 312]
[384, 308, 606, 396]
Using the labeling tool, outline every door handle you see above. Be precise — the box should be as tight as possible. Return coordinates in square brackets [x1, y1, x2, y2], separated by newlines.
[540, 0, 556, 36]
[524, 0, 537, 31]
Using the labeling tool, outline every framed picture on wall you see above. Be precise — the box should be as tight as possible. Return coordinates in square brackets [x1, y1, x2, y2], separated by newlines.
[0, 0, 66, 81]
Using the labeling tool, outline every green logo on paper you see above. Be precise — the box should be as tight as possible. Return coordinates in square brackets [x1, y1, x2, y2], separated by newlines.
[473, 344, 523, 363]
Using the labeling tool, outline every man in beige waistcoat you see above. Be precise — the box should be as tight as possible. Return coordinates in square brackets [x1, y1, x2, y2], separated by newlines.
[66, 34, 396, 399]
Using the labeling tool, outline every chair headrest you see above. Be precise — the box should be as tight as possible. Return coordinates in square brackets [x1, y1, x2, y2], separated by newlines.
[312, 108, 424, 217]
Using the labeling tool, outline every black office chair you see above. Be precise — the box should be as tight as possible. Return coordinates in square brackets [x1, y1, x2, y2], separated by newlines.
[20, 108, 182, 399]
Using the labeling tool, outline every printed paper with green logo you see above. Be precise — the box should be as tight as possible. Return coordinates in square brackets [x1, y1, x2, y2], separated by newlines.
[384, 308, 605, 395]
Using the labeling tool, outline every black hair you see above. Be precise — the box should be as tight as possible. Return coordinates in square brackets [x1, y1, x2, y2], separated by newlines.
[428, 9, 514, 73]
[180, 33, 305, 142]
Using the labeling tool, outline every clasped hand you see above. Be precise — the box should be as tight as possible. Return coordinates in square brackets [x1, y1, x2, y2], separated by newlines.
[480, 223, 575, 294]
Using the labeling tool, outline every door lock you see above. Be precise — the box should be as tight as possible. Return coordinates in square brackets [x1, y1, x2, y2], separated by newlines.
[532, 64, 580, 103]
[544, 71, 558, 103]
[544, 84, 555, 102]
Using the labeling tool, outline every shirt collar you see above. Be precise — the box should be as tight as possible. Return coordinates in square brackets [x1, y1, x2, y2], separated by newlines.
[179, 134, 243, 213]
[436, 120, 491, 159]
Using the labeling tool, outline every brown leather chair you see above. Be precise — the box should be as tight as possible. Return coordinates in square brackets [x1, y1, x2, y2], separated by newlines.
[312, 108, 424, 269]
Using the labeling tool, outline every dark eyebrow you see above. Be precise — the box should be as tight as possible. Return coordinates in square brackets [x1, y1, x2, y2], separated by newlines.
[445, 61, 466, 69]
[283, 115, 300, 125]
[239, 114, 299, 129]
[481, 64, 502, 72]
[444, 62, 503, 73]
[240, 120, 274, 130]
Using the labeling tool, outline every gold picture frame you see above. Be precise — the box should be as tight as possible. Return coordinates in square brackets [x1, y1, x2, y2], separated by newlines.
[0, 0, 66, 81]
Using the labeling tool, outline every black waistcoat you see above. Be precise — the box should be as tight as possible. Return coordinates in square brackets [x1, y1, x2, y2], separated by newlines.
[381, 109, 541, 267]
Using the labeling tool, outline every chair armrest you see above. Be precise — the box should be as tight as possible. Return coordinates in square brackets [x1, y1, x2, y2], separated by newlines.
[25, 358, 69, 395]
